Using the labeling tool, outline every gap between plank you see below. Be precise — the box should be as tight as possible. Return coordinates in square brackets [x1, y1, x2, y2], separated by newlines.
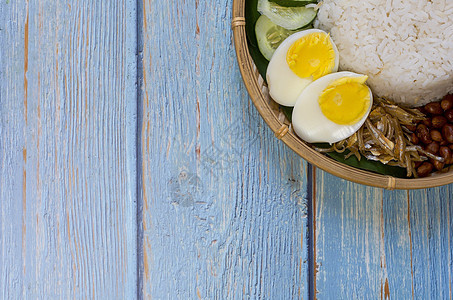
[135, 0, 145, 298]
[307, 164, 316, 300]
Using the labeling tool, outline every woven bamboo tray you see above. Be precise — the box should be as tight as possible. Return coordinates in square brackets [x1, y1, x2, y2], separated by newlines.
[231, 0, 453, 189]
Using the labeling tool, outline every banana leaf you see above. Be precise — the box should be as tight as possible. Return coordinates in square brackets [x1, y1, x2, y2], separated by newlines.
[245, 0, 269, 81]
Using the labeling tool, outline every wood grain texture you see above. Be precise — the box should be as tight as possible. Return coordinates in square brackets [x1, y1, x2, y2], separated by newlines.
[0, 1, 137, 298]
[140, 0, 309, 298]
[314, 169, 453, 299]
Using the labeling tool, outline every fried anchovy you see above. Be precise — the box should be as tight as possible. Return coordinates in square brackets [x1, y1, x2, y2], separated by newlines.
[314, 97, 433, 177]
[365, 119, 395, 156]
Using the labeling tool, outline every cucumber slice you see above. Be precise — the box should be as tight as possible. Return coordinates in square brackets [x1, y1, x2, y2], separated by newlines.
[258, 0, 317, 30]
[270, 0, 317, 7]
[255, 15, 305, 60]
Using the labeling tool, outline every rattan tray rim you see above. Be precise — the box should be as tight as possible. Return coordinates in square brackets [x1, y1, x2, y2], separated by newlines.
[232, 0, 453, 190]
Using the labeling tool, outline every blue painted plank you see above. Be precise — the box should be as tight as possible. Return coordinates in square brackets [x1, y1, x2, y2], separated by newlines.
[409, 187, 452, 299]
[314, 172, 386, 298]
[0, 1, 137, 298]
[141, 0, 309, 298]
[315, 169, 453, 299]
[381, 189, 413, 299]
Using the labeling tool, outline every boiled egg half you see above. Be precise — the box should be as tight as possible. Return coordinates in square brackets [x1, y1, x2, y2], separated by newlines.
[292, 71, 373, 144]
[267, 29, 339, 107]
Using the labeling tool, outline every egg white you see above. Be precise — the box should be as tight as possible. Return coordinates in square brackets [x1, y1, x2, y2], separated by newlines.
[266, 29, 339, 107]
[292, 71, 373, 144]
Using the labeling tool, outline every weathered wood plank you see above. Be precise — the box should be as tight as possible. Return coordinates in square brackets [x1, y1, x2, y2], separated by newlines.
[0, 1, 137, 298]
[141, 0, 309, 298]
[314, 171, 385, 298]
[315, 169, 453, 299]
[408, 187, 452, 299]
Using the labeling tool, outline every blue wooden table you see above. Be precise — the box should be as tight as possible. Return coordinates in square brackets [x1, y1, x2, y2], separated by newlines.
[1, 1, 451, 299]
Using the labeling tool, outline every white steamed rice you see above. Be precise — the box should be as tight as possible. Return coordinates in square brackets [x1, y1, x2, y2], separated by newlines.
[315, 0, 453, 107]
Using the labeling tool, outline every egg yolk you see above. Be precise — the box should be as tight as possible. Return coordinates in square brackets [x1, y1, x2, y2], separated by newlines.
[318, 76, 371, 125]
[286, 32, 336, 80]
